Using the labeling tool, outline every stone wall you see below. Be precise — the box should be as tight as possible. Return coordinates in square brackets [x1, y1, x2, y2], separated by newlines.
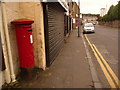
[99, 20, 120, 28]
[1, 1, 46, 76]
[19, 2, 46, 70]
[5, 2, 24, 75]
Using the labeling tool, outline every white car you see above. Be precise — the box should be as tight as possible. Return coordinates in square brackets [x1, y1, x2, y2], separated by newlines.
[83, 23, 95, 33]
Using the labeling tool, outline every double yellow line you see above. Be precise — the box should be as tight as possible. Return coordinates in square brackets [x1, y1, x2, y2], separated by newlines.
[84, 34, 120, 88]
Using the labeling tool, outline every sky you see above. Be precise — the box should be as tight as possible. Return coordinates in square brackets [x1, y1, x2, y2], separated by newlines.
[75, 0, 119, 14]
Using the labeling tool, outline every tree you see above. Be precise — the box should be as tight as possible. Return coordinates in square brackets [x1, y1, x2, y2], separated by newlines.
[102, 14, 109, 21]
[101, 1, 120, 21]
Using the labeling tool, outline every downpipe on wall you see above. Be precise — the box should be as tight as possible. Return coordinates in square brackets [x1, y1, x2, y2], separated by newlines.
[0, 2, 16, 83]
[0, 1, 11, 84]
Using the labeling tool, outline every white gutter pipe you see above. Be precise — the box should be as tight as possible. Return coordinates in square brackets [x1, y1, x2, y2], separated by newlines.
[1, 2, 16, 82]
[0, 1, 11, 84]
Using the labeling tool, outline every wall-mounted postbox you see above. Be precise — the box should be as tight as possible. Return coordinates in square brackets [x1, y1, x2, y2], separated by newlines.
[11, 19, 34, 68]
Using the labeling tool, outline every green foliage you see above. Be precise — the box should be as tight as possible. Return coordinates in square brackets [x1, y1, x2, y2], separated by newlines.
[102, 14, 110, 21]
[83, 14, 100, 17]
[101, 1, 120, 21]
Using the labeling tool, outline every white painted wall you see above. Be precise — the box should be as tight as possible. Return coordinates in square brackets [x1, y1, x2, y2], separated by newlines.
[0, 71, 5, 88]
[0, 1, 46, 86]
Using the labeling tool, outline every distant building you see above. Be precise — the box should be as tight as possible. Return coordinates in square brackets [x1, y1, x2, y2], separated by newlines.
[82, 14, 99, 24]
[64, 1, 80, 36]
[100, 8, 106, 17]
[70, 2, 80, 29]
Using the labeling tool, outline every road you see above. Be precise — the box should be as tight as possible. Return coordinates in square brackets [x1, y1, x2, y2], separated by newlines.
[83, 25, 119, 88]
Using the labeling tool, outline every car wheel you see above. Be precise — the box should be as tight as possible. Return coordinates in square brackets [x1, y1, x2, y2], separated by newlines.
[83, 31, 85, 34]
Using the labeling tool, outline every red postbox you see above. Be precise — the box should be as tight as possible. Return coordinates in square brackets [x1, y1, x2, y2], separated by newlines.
[11, 19, 34, 68]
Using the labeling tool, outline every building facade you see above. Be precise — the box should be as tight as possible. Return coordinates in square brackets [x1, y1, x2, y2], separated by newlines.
[100, 8, 106, 17]
[0, 1, 46, 87]
[82, 14, 99, 25]
[71, 2, 80, 29]
[64, 1, 80, 36]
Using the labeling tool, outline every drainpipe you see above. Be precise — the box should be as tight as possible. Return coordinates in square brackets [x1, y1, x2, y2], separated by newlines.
[1, 2, 16, 82]
[0, 32, 11, 84]
[0, 1, 11, 84]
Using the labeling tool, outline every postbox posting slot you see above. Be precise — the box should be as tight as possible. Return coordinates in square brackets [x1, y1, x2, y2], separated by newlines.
[28, 30, 32, 32]
[27, 29, 32, 34]
[23, 25, 31, 28]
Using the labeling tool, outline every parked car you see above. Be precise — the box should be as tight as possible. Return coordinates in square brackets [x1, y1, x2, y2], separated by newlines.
[83, 23, 95, 33]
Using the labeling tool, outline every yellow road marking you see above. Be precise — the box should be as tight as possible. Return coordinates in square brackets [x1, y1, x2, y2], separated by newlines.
[92, 44, 120, 88]
[84, 34, 116, 88]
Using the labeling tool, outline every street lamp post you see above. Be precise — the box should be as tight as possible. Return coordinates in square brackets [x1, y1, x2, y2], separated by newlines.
[78, 0, 80, 37]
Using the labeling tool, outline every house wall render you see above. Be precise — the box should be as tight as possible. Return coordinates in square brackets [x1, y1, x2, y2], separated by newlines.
[0, 1, 46, 85]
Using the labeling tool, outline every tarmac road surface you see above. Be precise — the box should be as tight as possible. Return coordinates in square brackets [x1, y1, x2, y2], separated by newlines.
[84, 25, 119, 88]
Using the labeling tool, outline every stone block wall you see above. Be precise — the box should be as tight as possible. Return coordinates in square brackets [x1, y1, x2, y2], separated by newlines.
[99, 20, 120, 28]
[1, 1, 46, 77]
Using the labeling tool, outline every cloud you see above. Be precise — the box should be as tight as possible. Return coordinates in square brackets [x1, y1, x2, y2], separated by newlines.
[79, 0, 118, 14]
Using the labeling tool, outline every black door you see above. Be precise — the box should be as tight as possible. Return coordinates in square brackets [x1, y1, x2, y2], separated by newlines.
[69, 17, 72, 31]
[64, 15, 69, 36]
[43, 3, 65, 66]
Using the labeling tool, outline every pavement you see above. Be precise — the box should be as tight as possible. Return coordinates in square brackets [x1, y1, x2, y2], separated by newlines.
[7, 29, 94, 88]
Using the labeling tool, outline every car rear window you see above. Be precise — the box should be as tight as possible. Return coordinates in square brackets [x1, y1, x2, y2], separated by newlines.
[85, 23, 93, 27]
